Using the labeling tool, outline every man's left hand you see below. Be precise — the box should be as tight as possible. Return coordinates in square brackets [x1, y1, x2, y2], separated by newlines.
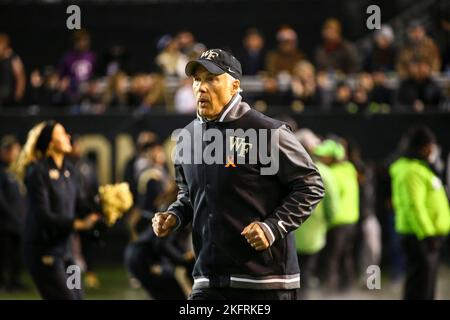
[241, 222, 270, 251]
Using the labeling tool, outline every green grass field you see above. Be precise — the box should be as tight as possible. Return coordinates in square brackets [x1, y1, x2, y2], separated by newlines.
[1, 265, 449, 300]
[0, 266, 149, 300]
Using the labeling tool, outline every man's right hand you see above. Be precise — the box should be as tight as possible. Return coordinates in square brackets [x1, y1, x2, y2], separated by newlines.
[152, 212, 177, 237]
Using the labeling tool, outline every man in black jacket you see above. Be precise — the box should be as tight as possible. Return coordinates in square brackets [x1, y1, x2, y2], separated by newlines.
[152, 49, 324, 300]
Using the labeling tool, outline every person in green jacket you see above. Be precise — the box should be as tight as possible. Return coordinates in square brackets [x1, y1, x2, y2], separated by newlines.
[390, 125, 450, 300]
[315, 139, 360, 291]
[295, 130, 340, 298]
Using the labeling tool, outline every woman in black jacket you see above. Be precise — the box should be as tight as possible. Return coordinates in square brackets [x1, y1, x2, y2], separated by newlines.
[12, 121, 99, 300]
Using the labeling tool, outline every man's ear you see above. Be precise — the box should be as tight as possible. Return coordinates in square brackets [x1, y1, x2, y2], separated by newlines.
[232, 79, 240, 95]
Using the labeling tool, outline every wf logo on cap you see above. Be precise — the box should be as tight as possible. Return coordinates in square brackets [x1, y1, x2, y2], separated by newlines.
[200, 50, 219, 60]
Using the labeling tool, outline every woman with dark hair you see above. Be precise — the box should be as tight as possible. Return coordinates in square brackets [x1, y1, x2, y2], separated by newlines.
[11, 121, 100, 300]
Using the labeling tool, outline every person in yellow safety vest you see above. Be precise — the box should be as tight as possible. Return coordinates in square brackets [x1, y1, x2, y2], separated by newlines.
[390, 125, 450, 300]
[294, 130, 341, 298]
[315, 139, 359, 291]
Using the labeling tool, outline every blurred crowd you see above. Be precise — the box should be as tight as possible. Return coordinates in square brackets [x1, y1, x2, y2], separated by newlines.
[294, 125, 449, 299]
[1, 17, 450, 114]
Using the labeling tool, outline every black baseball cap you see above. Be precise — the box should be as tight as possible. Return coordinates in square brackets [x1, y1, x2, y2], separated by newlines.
[185, 49, 242, 80]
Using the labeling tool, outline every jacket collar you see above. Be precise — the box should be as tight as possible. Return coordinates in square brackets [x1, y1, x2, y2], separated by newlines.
[197, 94, 250, 123]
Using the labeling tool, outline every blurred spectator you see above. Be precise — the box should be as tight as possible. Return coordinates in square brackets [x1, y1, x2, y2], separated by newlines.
[136, 141, 169, 213]
[125, 218, 192, 300]
[371, 71, 394, 107]
[357, 72, 374, 95]
[128, 73, 166, 112]
[126, 137, 167, 238]
[351, 72, 374, 113]
[28, 66, 70, 107]
[436, 19, 450, 72]
[123, 131, 158, 206]
[155, 35, 189, 78]
[78, 79, 104, 114]
[295, 130, 340, 298]
[0, 33, 25, 107]
[352, 85, 369, 112]
[315, 18, 360, 74]
[68, 136, 102, 289]
[397, 20, 441, 78]
[175, 30, 205, 60]
[331, 81, 353, 113]
[101, 71, 129, 109]
[96, 45, 130, 77]
[390, 125, 450, 299]
[397, 59, 443, 112]
[265, 26, 306, 76]
[69, 136, 100, 220]
[141, 74, 167, 110]
[364, 25, 397, 72]
[290, 61, 321, 109]
[346, 139, 381, 277]
[129, 74, 148, 107]
[237, 28, 266, 76]
[319, 139, 360, 291]
[0, 135, 26, 292]
[59, 30, 96, 101]
[174, 78, 196, 114]
[315, 71, 335, 111]
[125, 138, 193, 299]
[252, 76, 294, 110]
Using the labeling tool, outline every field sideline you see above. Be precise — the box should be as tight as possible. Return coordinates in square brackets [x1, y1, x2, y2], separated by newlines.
[1, 265, 449, 300]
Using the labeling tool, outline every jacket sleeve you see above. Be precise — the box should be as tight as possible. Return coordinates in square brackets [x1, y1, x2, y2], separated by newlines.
[27, 165, 74, 234]
[261, 125, 325, 245]
[167, 163, 194, 230]
[403, 171, 435, 239]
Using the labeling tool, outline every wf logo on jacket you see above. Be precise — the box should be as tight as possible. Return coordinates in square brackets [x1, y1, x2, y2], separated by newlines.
[171, 125, 280, 175]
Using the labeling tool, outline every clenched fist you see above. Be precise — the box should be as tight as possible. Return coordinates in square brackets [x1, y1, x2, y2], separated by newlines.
[152, 212, 178, 237]
[241, 222, 270, 251]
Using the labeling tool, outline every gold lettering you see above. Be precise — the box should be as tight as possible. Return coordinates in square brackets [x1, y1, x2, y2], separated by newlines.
[115, 134, 135, 182]
[78, 135, 112, 185]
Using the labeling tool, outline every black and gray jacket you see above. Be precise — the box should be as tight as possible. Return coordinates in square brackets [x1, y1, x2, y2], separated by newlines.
[168, 94, 324, 290]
